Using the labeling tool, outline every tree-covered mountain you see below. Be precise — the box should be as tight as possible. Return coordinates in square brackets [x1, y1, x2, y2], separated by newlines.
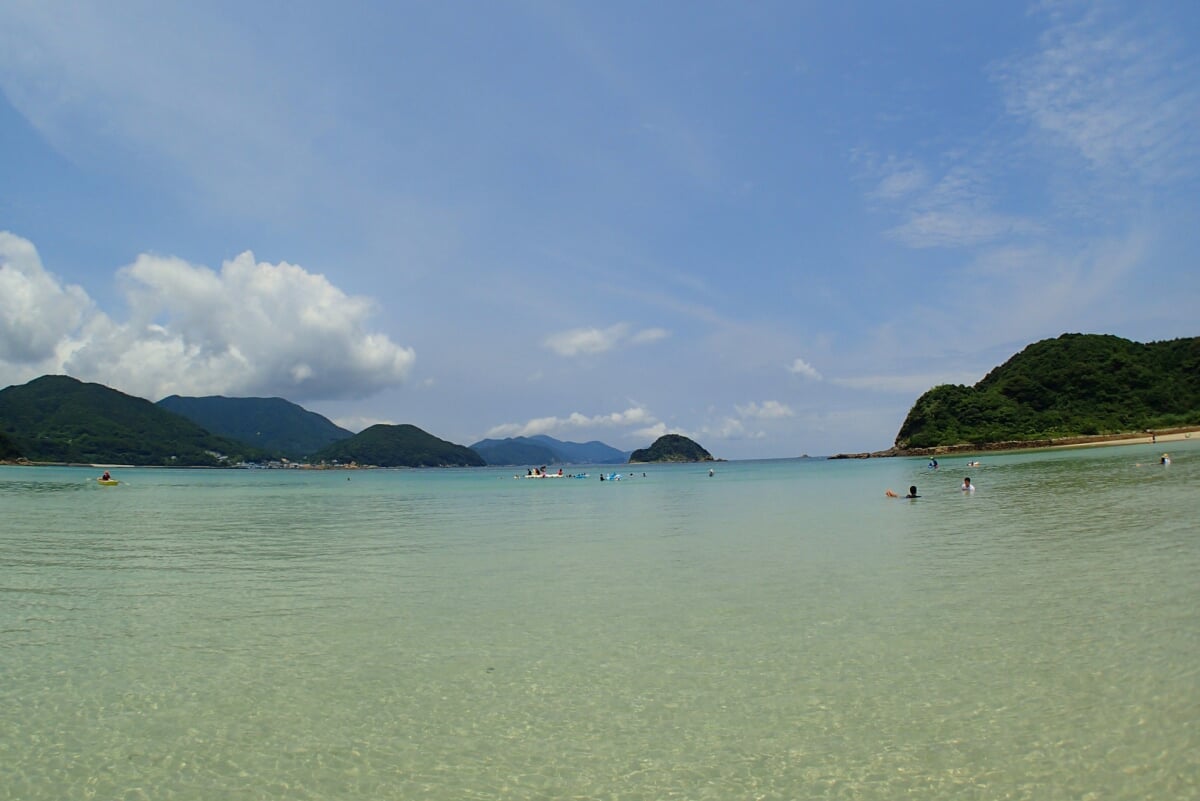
[469, 434, 630, 465]
[0, 375, 264, 465]
[0, 429, 21, 460]
[896, 333, 1200, 449]
[310, 423, 485, 467]
[528, 435, 630, 464]
[469, 437, 557, 466]
[629, 434, 714, 463]
[157, 394, 352, 458]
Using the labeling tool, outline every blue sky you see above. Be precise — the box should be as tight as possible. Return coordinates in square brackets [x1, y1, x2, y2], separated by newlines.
[1, 1, 1197, 458]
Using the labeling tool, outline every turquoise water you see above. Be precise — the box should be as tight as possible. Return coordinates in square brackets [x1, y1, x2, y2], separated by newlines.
[2, 443, 1198, 800]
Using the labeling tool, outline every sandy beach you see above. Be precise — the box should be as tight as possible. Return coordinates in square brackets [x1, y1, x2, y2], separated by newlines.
[834, 425, 1200, 460]
[918, 425, 1199, 457]
[1046, 427, 1198, 450]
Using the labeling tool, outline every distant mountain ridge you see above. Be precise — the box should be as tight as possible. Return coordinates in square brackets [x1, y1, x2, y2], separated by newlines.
[0, 375, 262, 465]
[157, 394, 352, 458]
[469, 434, 630, 465]
[0, 375, 484, 468]
[312, 424, 484, 467]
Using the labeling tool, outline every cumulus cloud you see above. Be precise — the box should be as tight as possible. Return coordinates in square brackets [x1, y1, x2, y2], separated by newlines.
[0, 232, 415, 401]
[0, 232, 94, 367]
[736, 400, 795, 420]
[543, 323, 670, 356]
[787, 357, 822, 380]
[486, 406, 657, 438]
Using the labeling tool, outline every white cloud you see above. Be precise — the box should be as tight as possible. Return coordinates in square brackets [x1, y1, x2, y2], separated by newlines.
[632, 422, 669, 441]
[486, 406, 657, 438]
[736, 400, 795, 420]
[888, 209, 1042, 249]
[543, 323, 670, 356]
[0, 231, 94, 367]
[0, 232, 415, 402]
[870, 159, 928, 200]
[712, 418, 746, 438]
[787, 358, 822, 380]
[884, 165, 1042, 249]
[544, 324, 624, 356]
[700, 416, 768, 442]
[629, 326, 670, 345]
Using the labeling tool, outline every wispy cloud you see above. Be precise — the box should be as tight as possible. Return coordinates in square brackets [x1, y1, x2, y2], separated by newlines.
[884, 165, 1042, 249]
[0, 6, 321, 217]
[543, 323, 670, 356]
[736, 400, 795, 420]
[993, 3, 1200, 185]
[888, 209, 1041, 249]
[869, 158, 929, 200]
[628, 327, 670, 345]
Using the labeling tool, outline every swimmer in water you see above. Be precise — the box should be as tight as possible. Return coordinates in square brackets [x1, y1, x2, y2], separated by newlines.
[961, 477, 975, 492]
[885, 485, 920, 499]
[1161, 453, 1171, 465]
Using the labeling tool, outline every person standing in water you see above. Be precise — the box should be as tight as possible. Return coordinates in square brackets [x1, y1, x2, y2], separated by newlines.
[961, 477, 975, 492]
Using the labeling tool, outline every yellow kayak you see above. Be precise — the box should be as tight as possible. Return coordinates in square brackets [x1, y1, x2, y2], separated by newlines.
[97, 478, 119, 486]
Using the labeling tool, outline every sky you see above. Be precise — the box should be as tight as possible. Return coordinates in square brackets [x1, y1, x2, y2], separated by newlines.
[1, 1, 1198, 459]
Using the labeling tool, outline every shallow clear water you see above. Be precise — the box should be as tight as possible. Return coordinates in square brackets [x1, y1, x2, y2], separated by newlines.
[2, 443, 1198, 800]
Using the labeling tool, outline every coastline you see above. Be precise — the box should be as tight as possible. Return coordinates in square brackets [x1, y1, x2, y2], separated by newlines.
[831, 425, 1200, 460]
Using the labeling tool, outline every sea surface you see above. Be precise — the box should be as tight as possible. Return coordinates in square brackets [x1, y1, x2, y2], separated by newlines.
[2, 441, 1198, 800]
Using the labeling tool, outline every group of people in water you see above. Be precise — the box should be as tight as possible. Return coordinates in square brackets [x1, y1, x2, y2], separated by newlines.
[886, 474, 975, 498]
[526, 466, 561, 477]
[893, 450, 1175, 498]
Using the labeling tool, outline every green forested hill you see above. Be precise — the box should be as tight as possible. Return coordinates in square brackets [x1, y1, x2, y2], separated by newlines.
[309, 423, 485, 467]
[629, 434, 714, 463]
[157, 394, 352, 458]
[896, 334, 1200, 449]
[469, 437, 558, 466]
[0, 375, 263, 465]
[0, 430, 21, 460]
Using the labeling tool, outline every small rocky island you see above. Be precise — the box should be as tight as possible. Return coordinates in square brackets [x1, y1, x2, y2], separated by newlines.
[629, 434, 714, 463]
